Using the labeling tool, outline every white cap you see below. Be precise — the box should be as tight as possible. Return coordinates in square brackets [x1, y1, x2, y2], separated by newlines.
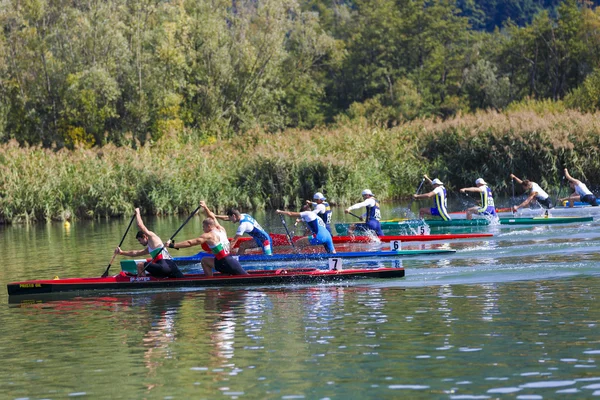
[432, 178, 443, 185]
[475, 178, 487, 185]
[313, 192, 326, 200]
[361, 189, 373, 196]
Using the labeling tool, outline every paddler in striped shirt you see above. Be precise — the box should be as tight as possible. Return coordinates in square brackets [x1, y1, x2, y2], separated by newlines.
[460, 178, 497, 220]
[276, 205, 336, 253]
[560, 168, 599, 207]
[510, 174, 553, 212]
[413, 175, 451, 220]
[114, 208, 183, 278]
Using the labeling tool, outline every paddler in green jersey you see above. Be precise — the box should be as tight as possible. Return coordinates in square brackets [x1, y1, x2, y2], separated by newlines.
[115, 208, 183, 278]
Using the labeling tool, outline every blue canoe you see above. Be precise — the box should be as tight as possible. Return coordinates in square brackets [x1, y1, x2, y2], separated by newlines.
[120, 248, 456, 273]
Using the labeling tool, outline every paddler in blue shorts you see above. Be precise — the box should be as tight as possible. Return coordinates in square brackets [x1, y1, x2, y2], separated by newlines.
[114, 208, 183, 278]
[276, 205, 336, 253]
[344, 189, 384, 236]
[306, 192, 332, 233]
[560, 168, 599, 207]
[214, 208, 273, 255]
[460, 178, 497, 220]
[413, 175, 451, 220]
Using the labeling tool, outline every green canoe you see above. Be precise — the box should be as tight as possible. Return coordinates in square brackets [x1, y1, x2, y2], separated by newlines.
[334, 216, 593, 234]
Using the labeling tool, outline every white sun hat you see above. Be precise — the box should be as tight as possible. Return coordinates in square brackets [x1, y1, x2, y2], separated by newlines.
[361, 189, 373, 196]
[432, 178, 443, 185]
[475, 178, 487, 185]
[313, 192, 326, 200]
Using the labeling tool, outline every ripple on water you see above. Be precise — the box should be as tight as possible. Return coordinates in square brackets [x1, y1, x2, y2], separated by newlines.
[487, 387, 521, 394]
[582, 383, 600, 389]
[556, 388, 580, 393]
[519, 380, 576, 388]
[388, 384, 430, 390]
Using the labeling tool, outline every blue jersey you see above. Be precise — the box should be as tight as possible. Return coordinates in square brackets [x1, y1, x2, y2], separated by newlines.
[314, 201, 332, 232]
[477, 186, 496, 216]
[365, 198, 381, 222]
[237, 214, 272, 254]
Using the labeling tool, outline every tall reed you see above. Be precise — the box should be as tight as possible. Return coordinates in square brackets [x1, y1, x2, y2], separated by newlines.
[1, 109, 599, 223]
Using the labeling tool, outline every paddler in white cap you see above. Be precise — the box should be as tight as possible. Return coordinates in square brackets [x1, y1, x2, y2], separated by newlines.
[413, 175, 451, 220]
[306, 192, 332, 233]
[344, 189, 383, 236]
[460, 178, 497, 220]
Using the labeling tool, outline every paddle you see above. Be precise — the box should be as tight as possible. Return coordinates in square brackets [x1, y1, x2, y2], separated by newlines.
[407, 178, 426, 215]
[348, 211, 363, 221]
[555, 176, 565, 207]
[102, 213, 136, 277]
[511, 177, 516, 216]
[144, 205, 202, 272]
[279, 214, 296, 249]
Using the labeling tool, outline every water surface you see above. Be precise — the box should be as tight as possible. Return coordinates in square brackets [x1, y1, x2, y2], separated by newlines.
[2, 202, 600, 399]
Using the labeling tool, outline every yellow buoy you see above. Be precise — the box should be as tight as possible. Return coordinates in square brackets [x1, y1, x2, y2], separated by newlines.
[64, 221, 71, 228]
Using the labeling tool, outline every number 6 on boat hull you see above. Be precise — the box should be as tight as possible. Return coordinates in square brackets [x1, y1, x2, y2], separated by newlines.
[390, 240, 402, 251]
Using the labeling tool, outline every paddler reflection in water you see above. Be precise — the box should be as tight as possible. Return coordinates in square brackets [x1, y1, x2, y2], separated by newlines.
[166, 206, 248, 277]
[276, 205, 336, 253]
[114, 208, 183, 278]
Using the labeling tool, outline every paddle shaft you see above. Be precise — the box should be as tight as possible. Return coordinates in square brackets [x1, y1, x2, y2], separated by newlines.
[408, 178, 426, 211]
[102, 213, 136, 277]
[349, 212, 363, 220]
[555, 176, 565, 206]
[279, 214, 296, 249]
[511, 178, 516, 216]
[144, 205, 202, 270]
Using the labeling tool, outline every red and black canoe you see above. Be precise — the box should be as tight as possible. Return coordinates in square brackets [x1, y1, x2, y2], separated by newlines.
[7, 267, 405, 296]
[235, 233, 492, 247]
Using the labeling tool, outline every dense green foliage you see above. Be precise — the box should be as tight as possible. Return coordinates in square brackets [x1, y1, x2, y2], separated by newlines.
[2, 0, 600, 146]
[2, 109, 600, 223]
[2, 0, 600, 223]
[457, 0, 600, 31]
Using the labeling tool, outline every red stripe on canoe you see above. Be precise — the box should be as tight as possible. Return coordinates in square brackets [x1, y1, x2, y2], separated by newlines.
[331, 233, 492, 243]
[234, 233, 492, 246]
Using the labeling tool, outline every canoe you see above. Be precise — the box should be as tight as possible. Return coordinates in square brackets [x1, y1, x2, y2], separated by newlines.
[237, 232, 491, 246]
[427, 217, 594, 226]
[331, 233, 493, 243]
[335, 220, 427, 235]
[335, 216, 593, 233]
[234, 234, 291, 248]
[7, 267, 405, 296]
[120, 248, 456, 273]
[499, 216, 594, 225]
[182, 248, 455, 263]
[561, 200, 600, 207]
